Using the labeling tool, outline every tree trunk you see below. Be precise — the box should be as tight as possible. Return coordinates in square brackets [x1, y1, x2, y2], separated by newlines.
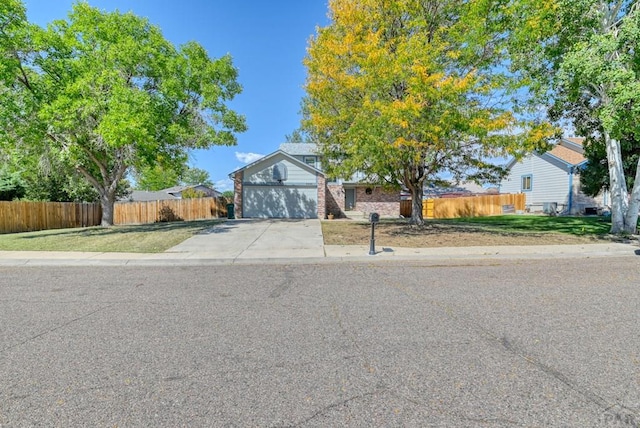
[99, 190, 116, 226]
[408, 183, 424, 226]
[605, 133, 628, 234]
[623, 157, 640, 234]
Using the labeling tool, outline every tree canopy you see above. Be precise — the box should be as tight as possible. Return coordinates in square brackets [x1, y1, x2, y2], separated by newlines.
[0, 1, 246, 224]
[304, 0, 554, 225]
[508, 0, 640, 233]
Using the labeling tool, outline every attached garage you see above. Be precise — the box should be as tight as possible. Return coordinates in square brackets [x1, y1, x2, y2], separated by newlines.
[243, 184, 318, 219]
[230, 151, 324, 219]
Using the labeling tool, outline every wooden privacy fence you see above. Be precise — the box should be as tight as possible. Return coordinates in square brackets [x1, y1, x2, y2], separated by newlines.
[0, 197, 228, 234]
[0, 201, 101, 234]
[400, 193, 525, 219]
[114, 197, 227, 225]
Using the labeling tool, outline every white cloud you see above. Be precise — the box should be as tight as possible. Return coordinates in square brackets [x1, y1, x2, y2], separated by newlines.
[214, 178, 234, 192]
[235, 152, 264, 164]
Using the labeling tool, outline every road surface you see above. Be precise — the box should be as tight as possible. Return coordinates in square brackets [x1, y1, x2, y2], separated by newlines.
[1, 257, 639, 427]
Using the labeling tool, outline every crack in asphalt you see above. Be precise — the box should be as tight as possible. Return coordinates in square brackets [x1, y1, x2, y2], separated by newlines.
[283, 390, 383, 427]
[0, 303, 114, 355]
[385, 278, 634, 424]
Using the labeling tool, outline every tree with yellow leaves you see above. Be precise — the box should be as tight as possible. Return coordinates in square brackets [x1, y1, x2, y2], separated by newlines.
[304, 0, 554, 225]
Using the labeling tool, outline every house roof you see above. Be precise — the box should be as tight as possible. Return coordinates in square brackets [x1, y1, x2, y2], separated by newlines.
[228, 149, 325, 177]
[565, 137, 585, 146]
[547, 144, 586, 166]
[278, 143, 319, 156]
[162, 185, 191, 193]
[124, 190, 177, 202]
[161, 184, 220, 195]
[505, 137, 587, 171]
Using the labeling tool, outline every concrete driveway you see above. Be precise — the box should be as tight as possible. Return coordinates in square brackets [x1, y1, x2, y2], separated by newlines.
[166, 219, 325, 260]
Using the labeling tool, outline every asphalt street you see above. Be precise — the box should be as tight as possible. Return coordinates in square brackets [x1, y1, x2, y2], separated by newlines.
[1, 257, 639, 427]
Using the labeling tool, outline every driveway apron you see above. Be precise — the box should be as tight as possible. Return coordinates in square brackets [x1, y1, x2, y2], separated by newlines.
[165, 219, 325, 260]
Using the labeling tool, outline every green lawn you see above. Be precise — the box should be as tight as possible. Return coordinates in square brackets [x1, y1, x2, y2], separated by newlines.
[0, 220, 223, 253]
[443, 215, 612, 236]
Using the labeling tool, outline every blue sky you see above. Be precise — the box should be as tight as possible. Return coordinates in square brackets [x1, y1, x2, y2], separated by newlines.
[23, 0, 330, 191]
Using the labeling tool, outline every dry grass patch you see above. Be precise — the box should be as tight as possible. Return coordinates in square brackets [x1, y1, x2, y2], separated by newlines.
[0, 220, 223, 253]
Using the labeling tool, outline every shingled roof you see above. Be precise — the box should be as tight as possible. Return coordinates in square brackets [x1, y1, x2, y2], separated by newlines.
[548, 144, 586, 166]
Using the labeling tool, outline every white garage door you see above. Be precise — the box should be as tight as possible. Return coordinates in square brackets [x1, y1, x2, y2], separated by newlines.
[243, 185, 318, 219]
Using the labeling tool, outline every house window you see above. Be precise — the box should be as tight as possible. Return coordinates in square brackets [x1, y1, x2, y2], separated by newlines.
[521, 174, 532, 192]
[304, 156, 316, 168]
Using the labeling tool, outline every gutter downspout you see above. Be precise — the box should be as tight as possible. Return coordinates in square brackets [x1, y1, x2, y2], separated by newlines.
[567, 166, 574, 214]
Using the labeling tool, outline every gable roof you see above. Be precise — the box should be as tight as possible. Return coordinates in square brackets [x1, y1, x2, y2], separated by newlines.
[546, 144, 586, 166]
[161, 184, 220, 196]
[228, 149, 325, 177]
[505, 137, 587, 172]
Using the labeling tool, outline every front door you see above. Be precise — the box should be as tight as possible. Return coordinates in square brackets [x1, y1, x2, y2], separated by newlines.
[345, 188, 355, 211]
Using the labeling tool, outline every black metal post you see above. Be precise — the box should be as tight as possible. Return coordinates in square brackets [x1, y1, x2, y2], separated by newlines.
[369, 222, 376, 255]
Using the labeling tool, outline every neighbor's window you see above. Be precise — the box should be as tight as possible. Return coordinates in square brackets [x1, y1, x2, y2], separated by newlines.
[304, 156, 316, 167]
[521, 174, 532, 192]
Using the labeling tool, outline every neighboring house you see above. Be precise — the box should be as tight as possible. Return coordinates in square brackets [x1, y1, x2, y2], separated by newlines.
[124, 190, 177, 202]
[499, 137, 602, 214]
[123, 185, 220, 202]
[228, 143, 400, 219]
[162, 184, 221, 199]
[423, 181, 499, 199]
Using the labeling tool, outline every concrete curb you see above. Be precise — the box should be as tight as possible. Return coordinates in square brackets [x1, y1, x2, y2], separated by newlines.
[0, 242, 637, 267]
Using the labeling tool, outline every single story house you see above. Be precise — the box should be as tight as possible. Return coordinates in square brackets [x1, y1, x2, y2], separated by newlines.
[499, 137, 602, 214]
[162, 184, 221, 199]
[123, 185, 220, 202]
[229, 143, 400, 219]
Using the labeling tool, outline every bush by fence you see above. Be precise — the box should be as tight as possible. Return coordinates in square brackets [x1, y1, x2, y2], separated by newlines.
[0, 201, 102, 234]
[0, 197, 228, 234]
[400, 194, 526, 219]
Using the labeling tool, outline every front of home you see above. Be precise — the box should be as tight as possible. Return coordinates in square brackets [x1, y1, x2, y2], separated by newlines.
[229, 143, 400, 219]
[499, 137, 603, 214]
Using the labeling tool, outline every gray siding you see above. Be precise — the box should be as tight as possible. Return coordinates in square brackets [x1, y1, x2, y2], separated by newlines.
[244, 153, 318, 185]
[500, 155, 571, 208]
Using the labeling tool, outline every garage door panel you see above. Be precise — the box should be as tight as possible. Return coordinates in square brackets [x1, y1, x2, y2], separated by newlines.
[243, 186, 318, 219]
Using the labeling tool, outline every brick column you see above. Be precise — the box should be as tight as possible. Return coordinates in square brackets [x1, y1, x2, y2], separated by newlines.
[317, 174, 326, 219]
[233, 171, 243, 218]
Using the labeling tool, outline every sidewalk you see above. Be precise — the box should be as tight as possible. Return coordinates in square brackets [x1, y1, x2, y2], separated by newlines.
[0, 242, 637, 266]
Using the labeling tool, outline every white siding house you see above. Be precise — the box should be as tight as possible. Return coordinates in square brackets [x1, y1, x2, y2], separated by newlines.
[500, 138, 600, 214]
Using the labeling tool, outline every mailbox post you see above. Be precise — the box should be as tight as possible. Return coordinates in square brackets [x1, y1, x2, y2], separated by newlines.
[369, 212, 379, 255]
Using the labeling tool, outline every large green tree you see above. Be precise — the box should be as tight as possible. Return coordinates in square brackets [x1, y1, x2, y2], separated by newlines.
[180, 166, 214, 188]
[304, 0, 553, 225]
[0, 1, 246, 225]
[133, 164, 181, 191]
[509, 0, 640, 233]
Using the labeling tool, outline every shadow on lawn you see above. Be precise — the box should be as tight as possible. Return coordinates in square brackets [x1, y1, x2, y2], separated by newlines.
[15, 219, 224, 240]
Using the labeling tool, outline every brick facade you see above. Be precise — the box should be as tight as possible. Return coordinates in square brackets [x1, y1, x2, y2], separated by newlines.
[355, 186, 400, 217]
[326, 184, 346, 218]
[233, 171, 243, 218]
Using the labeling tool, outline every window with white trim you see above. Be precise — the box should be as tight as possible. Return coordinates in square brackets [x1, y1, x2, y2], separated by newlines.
[521, 174, 532, 192]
